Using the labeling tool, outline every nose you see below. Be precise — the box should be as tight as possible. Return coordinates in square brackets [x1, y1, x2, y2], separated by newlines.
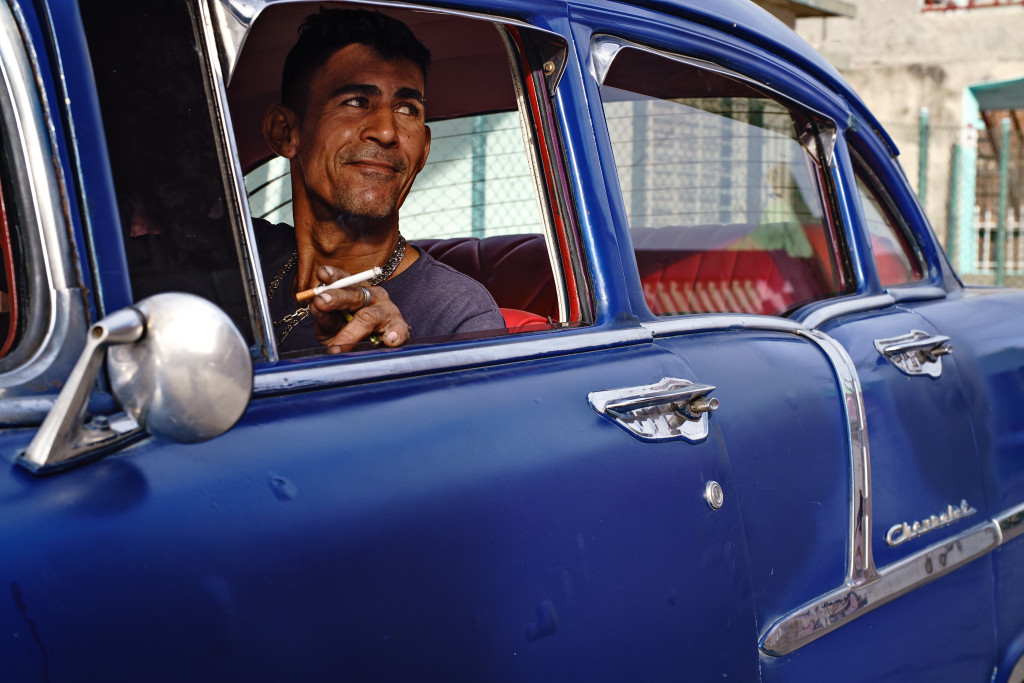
[361, 105, 397, 146]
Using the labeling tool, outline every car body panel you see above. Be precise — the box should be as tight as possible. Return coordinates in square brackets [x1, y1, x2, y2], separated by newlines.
[1, 0, 1022, 679]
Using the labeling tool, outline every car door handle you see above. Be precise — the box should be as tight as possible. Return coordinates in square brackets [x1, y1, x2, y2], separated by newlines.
[589, 377, 718, 442]
[873, 329, 952, 378]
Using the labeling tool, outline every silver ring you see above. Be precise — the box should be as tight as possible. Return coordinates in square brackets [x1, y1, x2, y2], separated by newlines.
[358, 285, 371, 309]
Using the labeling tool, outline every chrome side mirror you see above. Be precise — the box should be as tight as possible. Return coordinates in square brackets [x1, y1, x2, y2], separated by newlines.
[19, 293, 252, 474]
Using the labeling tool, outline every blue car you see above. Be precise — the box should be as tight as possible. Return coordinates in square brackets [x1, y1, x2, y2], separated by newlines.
[2, 0, 1023, 679]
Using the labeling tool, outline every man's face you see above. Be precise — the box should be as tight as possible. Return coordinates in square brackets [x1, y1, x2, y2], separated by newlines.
[293, 44, 430, 224]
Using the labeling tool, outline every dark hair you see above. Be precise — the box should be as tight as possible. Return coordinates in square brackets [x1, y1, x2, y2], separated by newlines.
[281, 8, 431, 116]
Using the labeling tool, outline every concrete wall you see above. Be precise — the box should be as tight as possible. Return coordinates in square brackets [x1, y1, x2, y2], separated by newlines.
[795, 2, 1023, 246]
[797, 2, 1023, 128]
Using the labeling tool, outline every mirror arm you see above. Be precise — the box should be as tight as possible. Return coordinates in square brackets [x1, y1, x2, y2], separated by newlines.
[18, 308, 146, 474]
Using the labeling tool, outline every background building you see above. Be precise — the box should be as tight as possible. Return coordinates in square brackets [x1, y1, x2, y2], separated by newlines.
[792, 0, 1024, 283]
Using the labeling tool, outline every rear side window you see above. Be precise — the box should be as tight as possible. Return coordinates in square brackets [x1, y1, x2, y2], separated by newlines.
[598, 45, 851, 317]
[852, 167, 924, 286]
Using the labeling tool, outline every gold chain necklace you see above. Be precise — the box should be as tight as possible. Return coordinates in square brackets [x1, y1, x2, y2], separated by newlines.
[268, 235, 407, 345]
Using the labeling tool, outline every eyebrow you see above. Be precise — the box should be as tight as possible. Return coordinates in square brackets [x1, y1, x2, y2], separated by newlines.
[332, 83, 426, 104]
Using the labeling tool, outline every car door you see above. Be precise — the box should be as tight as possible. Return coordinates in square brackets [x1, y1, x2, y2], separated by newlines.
[1, 0, 762, 680]
[576, 4, 1001, 680]
[841, 128, 1024, 681]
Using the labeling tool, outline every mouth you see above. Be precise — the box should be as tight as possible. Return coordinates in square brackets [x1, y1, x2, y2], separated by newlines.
[345, 156, 403, 175]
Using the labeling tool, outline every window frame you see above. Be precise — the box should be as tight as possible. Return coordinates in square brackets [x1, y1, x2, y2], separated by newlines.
[589, 34, 855, 322]
[198, 0, 604, 386]
[848, 147, 928, 289]
[0, 0, 90, 424]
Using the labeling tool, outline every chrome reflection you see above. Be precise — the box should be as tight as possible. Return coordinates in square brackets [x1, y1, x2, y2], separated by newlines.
[19, 294, 252, 474]
[108, 293, 252, 444]
[761, 521, 1001, 656]
[800, 329, 877, 587]
[589, 377, 718, 442]
[873, 329, 952, 379]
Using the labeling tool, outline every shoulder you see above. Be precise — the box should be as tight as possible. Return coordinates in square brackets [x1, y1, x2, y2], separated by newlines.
[383, 248, 505, 338]
[406, 250, 494, 296]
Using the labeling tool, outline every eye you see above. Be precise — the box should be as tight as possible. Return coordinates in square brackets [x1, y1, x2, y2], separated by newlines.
[341, 97, 369, 108]
[394, 102, 421, 117]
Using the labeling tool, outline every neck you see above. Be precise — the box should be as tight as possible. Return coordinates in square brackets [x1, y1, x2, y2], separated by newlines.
[289, 205, 415, 298]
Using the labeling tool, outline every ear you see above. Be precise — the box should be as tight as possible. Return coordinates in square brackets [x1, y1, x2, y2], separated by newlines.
[263, 104, 301, 159]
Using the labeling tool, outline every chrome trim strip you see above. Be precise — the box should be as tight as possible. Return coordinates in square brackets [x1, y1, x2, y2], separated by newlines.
[253, 326, 651, 394]
[887, 285, 947, 303]
[760, 521, 1001, 656]
[195, 0, 275, 360]
[997, 501, 1024, 545]
[0, 1, 88, 410]
[643, 314, 806, 337]
[800, 329, 876, 587]
[798, 294, 895, 330]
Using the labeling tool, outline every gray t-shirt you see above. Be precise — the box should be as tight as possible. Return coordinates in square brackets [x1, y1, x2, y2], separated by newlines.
[256, 220, 505, 353]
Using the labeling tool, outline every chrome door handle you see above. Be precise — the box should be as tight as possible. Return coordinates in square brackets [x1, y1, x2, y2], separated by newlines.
[589, 377, 718, 442]
[873, 329, 952, 378]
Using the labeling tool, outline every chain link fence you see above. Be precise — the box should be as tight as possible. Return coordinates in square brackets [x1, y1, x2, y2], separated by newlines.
[885, 111, 1024, 287]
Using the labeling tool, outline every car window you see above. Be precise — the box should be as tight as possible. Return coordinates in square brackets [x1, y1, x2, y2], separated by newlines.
[598, 45, 851, 317]
[80, 0, 255, 343]
[851, 164, 924, 286]
[229, 4, 578, 355]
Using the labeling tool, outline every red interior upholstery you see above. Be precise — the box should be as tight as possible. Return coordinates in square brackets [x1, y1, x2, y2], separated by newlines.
[416, 224, 832, 324]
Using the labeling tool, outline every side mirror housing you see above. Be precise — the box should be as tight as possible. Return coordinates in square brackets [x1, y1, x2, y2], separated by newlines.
[18, 293, 252, 474]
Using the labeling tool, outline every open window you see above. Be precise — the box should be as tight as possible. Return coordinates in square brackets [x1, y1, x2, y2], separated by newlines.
[227, 3, 586, 353]
[595, 41, 853, 318]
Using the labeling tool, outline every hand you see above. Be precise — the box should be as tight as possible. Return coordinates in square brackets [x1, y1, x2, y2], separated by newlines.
[308, 265, 410, 353]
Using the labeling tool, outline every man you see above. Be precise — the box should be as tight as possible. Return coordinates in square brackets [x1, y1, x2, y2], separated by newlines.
[259, 8, 504, 353]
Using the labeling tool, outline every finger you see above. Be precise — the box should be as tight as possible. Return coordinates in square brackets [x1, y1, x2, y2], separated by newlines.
[322, 303, 389, 353]
[317, 264, 350, 284]
[310, 285, 372, 315]
[311, 286, 409, 351]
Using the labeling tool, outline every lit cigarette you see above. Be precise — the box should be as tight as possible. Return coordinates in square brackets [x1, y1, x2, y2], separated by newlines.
[295, 267, 382, 302]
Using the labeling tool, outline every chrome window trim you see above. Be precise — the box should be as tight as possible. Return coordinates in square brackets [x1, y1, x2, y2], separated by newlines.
[0, 0, 87, 422]
[253, 326, 651, 395]
[643, 314, 805, 337]
[195, 0, 275, 359]
[887, 285, 947, 303]
[494, 23, 569, 322]
[797, 294, 896, 330]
